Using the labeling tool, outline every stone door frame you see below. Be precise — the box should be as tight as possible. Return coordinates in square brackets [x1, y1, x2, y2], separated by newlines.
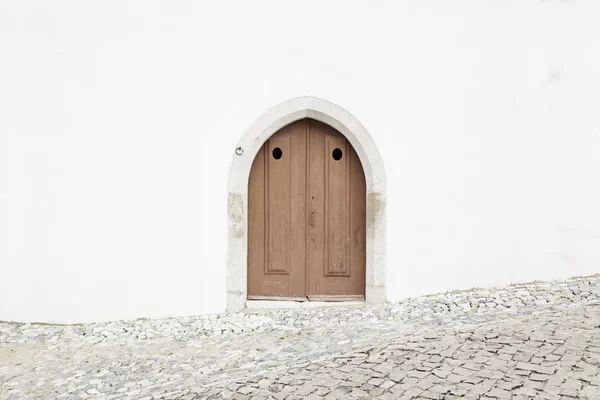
[226, 96, 386, 312]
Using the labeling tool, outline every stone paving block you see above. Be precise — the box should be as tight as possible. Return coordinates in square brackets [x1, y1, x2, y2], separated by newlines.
[452, 366, 475, 376]
[487, 387, 512, 398]
[419, 390, 442, 399]
[529, 373, 550, 382]
[495, 379, 523, 391]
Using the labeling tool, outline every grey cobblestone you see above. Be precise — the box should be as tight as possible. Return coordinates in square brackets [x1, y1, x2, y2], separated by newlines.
[1, 275, 599, 399]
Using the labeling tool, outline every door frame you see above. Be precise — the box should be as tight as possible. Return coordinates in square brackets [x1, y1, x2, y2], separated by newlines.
[226, 96, 386, 312]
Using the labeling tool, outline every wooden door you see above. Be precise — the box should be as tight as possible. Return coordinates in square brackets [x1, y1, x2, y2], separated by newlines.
[247, 119, 366, 301]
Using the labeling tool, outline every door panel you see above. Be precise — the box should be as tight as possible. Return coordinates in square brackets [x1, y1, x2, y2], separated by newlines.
[247, 118, 365, 300]
[325, 134, 350, 277]
[247, 120, 307, 298]
[265, 134, 291, 275]
[307, 120, 366, 298]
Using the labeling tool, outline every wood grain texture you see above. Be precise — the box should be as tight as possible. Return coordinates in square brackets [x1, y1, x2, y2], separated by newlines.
[248, 118, 365, 299]
[248, 120, 307, 297]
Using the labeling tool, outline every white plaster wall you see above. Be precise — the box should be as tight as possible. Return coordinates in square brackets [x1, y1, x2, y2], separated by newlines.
[1, 0, 599, 323]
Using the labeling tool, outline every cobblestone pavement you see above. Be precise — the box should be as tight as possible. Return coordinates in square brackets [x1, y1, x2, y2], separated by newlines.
[1, 276, 599, 400]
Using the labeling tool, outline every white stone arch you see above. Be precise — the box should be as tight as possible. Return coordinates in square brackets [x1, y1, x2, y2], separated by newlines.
[226, 96, 386, 312]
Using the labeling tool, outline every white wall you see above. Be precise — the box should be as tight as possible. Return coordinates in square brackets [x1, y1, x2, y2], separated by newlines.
[1, 0, 599, 323]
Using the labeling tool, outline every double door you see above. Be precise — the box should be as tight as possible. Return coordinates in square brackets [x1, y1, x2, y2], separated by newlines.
[247, 118, 366, 301]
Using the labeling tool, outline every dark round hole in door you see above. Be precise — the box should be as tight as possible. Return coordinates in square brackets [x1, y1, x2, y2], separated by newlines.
[332, 148, 343, 161]
[272, 147, 282, 160]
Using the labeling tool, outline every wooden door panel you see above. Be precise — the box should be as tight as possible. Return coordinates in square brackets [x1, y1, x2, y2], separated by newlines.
[265, 135, 291, 275]
[349, 145, 367, 296]
[325, 134, 350, 277]
[307, 120, 366, 298]
[307, 122, 325, 296]
[247, 120, 307, 298]
[247, 145, 267, 294]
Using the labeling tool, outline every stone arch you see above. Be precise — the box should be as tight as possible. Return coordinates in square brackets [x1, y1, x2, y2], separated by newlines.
[226, 96, 386, 311]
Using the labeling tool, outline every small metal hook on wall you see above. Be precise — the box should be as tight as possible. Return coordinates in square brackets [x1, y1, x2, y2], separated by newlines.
[235, 147, 243, 156]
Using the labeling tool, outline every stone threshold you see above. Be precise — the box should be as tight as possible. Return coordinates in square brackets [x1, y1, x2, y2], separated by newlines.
[245, 300, 365, 311]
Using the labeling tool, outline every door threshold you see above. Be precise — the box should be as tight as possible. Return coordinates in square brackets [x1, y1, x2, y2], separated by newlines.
[245, 300, 365, 311]
[247, 295, 309, 302]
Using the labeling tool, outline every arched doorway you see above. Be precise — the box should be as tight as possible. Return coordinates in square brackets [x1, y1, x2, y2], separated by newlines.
[247, 118, 366, 301]
[226, 96, 386, 312]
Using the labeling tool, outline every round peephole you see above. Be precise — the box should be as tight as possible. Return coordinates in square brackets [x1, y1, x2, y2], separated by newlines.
[332, 148, 343, 161]
[272, 147, 283, 160]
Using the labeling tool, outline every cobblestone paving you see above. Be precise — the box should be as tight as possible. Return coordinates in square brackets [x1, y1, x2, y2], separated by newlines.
[1, 275, 599, 399]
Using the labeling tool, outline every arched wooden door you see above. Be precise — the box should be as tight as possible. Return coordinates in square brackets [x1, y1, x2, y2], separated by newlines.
[247, 118, 366, 301]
